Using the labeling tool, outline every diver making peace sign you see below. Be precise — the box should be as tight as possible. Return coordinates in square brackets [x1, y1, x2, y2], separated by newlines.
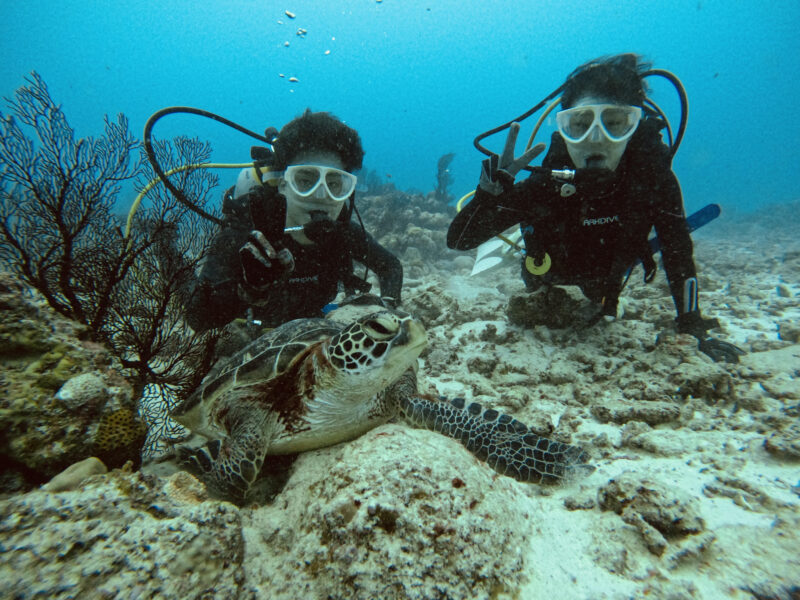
[448, 53, 743, 363]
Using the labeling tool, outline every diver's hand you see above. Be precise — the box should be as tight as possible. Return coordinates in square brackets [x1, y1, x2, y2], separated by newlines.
[479, 122, 546, 196]
[676, 311, 744, 363]
[303, 215, 349, 246]
[239, 230, 294, 288]
[697, 338, 745, 363]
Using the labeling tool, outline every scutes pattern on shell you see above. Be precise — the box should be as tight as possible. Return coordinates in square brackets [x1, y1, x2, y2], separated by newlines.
[172, 318, 343, 418]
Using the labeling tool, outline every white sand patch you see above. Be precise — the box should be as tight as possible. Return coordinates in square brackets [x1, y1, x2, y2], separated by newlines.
[399, 205, 800, 598]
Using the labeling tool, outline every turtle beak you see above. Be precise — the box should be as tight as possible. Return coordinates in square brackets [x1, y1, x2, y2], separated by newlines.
[399, 319, 427, 353]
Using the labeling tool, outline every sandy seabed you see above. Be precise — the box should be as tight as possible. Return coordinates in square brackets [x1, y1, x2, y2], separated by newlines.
[370, 201, 799, 599]
[1, 202, 798, 600]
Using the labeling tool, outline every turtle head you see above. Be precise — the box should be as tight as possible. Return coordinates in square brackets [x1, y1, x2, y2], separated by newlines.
[326, 311, 426, 384]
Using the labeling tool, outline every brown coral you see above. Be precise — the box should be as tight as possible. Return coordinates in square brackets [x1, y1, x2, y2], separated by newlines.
[93, 408, 147, 469]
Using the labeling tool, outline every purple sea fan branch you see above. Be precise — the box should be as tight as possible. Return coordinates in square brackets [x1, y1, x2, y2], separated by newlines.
[0, 71, 142, 329]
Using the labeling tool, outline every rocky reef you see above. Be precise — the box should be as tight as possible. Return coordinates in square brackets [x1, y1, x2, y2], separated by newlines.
[0, 271, 142, 493]
[355, 189, 459, 281]
[243, 426, 530, 600]
[1, 467, 244, 598]
[2, 201, 799, 599]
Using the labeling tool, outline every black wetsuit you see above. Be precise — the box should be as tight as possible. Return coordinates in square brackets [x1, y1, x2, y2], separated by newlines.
[186, 189, 402, 332]
[447, 119, 698, 317]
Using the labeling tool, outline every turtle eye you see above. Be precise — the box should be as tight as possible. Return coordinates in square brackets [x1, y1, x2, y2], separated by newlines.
[363, 316, 398, 340]
[368, 321, 391, 334]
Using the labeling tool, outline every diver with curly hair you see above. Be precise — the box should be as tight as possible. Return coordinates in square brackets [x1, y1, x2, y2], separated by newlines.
[447, 54, 742, 362]
[186, 109, 402, 333]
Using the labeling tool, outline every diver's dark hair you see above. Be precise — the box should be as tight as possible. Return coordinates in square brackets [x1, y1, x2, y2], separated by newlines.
[272, 109, 365, 172]
[560, 53, 651, 109]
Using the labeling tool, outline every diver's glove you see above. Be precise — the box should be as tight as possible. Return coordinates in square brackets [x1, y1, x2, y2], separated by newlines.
[698, 338, 745, 363]
[239, 230, 294, 289]
[676, 311, 745, 363]
[478, 122, 546, 196]
[302, 213, 350, 247]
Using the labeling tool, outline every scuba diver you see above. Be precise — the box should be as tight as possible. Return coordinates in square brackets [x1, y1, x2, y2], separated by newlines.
[447, 53, 743, 363]
[185, 109, 402, 333]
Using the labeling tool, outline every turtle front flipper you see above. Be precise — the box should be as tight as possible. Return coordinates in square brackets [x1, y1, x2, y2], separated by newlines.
[400, 395, 593, 483]
[178, 414, 276, 503]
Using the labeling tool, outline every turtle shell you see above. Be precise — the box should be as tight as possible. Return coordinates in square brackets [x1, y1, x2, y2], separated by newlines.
[172, 318, 342, 423]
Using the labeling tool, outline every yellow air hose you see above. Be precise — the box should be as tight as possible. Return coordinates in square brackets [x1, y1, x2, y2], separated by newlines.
[123, 162, 274, 242]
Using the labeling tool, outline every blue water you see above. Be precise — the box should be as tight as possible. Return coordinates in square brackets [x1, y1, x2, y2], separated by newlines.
[2, 0, 798, 215]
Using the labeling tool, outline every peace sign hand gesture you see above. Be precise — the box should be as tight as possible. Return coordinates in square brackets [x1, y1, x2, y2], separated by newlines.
[478, 122, 546, 196]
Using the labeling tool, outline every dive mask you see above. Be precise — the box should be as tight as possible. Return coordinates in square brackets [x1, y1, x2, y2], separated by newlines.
[283, 164, 357, 202]
[556, 104, 642, 143]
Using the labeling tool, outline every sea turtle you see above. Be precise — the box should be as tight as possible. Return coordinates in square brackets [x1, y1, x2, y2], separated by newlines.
[170, 307, 592, 502]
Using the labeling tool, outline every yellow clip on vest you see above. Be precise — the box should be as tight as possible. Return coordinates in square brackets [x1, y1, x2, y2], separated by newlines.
[525, 253, 551, 275]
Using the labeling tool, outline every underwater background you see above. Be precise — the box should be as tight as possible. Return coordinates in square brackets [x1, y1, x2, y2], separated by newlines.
[1, 0, 798, 215]
[3, 3, 800, 598]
